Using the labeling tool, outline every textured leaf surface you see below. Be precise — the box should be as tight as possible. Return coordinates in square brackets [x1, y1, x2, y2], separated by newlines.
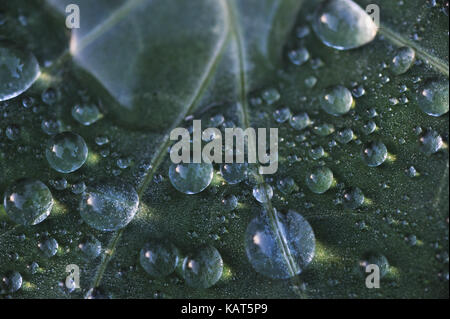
[0, 0, 448, 298]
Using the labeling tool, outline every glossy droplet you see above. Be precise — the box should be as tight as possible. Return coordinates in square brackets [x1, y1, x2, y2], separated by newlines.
[288, 47, 310, 66]
[1, 272, 22, 294]
[182, 246, 223, 289]
[417, 80, 449, 117]
[419, 130, 443, 155]
[169, 163, 214, 194]
[39, 237, 58, 257]
[335, 128, 354, 144]
[360, 253, 390, 278]
[140, 240, 179, 278]
[273, 107, 291, 123]
[306, 167, 334, 194]
[0, 45, 40, 102]
[343, 187, 364, 210]
[245, 210, 315, 279]
[362, 141, 387, 167]
[3, 179, 53, 226]
[277, 177, 298, 195]
[78, 235, 102, 260]
[220, 163, 247, 185]
[391, 46, 415, 75]
[252, 184, 273, 203]
[312, 0, 378, 50]
[79, 180, 139, 231]
[46, 132, 88, 173]
[289, 113, 311, 131]
[72, 103, 102, 126]
[223, 194, 238, 211]
[262, 88, 280, 105]
[321, 86, 353, 116]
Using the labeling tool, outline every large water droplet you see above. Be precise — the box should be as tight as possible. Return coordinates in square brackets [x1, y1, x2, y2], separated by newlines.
[140, 240, 179, 278]
[321, 86, 354, 116]
[391, 46, 415, 75]
[0, 272, 22, 294]
[182, 246, 223, 289]
[312, 0, 378, 50]
[0, 45, 40, 102]
[79, 180, 139, 231]
[361, 141, 387, 167]
[72, 103, 102, 126]
[46, 132, 88, 173]
[417, 80, 449, 117]
[3, 179, 53, 226]
[245, 210, 315, 279]
[169, 163, 214, 194]
[306, 167, 334, 194]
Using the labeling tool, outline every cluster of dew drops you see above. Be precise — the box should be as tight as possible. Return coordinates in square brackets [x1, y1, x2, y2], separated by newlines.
[1, 0, 449, 297]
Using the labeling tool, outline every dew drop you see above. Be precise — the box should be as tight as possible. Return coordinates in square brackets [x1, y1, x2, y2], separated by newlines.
[169, 163, 214, 194]
[312, 0, 378, 50]
[0, 45, 40, 102]
[78, 235, 102, 260]
[321, 86, 353, 116]
[3, 179, 53, 226]
[343, 187, 364, 210]
[245, 210, 315, 279]
[289, 113, 311, 131]
[39, 237, 58, 258]
[359, 253, 390, 278]
[335, 128, 354, 144]
[252, 183, 273, 203]
[182, 246, 223, 289]
[361, 141, 388, 167]
[273, 107, 291, 123]
[140, 240, 179, 278]
[46, 132, 88, 173]
[391, 46, 415, 75]
[419, 130, 443, 155]
[306, 166, 334, 194]
[72, 103, 102, 126]
[288, 47, 310, 66]
[417, 80, 449, 117]
[79, 180, 139, 231]
[0, 272, 22, 294]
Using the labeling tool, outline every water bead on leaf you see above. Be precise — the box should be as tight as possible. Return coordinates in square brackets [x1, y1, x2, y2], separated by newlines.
[140, 240, 179, 278]
[72, 103, 102, 126]
[419, 130, 443, 155]
[79, 180, 139, 231]
[289, 113, 311, 131]
[321, 86, 354, 116]
[252, 183, 273, 203]
[361, 141, 388, 167]
[220, 163, 247, 185]
[46, 132, 88, 173]
[312, 0, 378, 50]
[182, 246, 223, 289]
[3, 179, 53, 226]
[417, 80, 449, 117]
[169, 163, 214, 194]
[0, 45, 40, 102]
[343, 187, 365, 210]
[245, 210, 315, 279]
[391, 46, 416, 75]
[306, 166, 334, 194]
[39, 237, 59, 258]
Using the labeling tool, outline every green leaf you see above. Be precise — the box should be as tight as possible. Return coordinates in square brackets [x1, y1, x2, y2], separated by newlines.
[0, 0, 448, 298]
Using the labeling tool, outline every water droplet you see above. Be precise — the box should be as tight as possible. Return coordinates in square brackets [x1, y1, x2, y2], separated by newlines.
[359, 253, 389, 278]
[140, 240, 179, 278]
[305, 76, 318, 88]
[78, 235, 102, 260]
[222, 194, 238, 211]
[273, 107, 291, 123]
[362, 120, 377, 135]
[343, 187, 364, 209]
[289, 113, 311, 131]
[79, 180, 139, 231]
[72, 103, 102, 126]
[5, 124, 20, 141]
[46, 132, 88, 173]
[245, 210, 315, 279]
[362, 141, 388, 167]
[41, 88, 57, 105]
[182, 246, 223, 289]
[0, 45, 40, 102]
[262, 88, 280, 105]
[277, 177, 298, 195]
[306, 166, 334, 194]
[39, 237, 58, 257]
[419, 130, 443, 155]
[169, 163, 214, 194]
[3, 179, 53, 226]
[252, 183, 273, 203]
[1, 272, 22, 294]
[335, 128, 354, 144]
[41, 119, 61, 135]
[321, 86, 353, 116]
[288, 47, 310, 66]
[417, 80, 449, 117]
[391, 46, 415, 75]
[312, 0, 378, 50]
[220, 163, 247, 185]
